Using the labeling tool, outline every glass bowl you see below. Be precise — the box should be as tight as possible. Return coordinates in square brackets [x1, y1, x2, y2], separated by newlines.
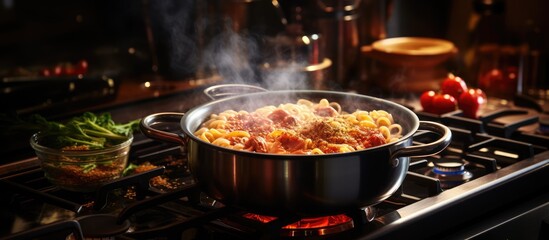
[30, 132, 133, 192]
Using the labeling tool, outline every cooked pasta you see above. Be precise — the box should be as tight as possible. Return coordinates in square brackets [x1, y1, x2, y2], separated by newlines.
[194, 99, 403, 154]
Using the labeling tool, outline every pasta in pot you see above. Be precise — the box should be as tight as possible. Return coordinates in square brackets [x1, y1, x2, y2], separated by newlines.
[194, 99, 403, 154]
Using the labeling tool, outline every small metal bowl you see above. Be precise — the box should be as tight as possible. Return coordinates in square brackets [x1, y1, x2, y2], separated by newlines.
[30, 133, 133, 192]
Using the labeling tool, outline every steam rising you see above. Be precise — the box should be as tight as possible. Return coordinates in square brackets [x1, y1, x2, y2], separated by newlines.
[150, 0, 197, 76]
[201, 24, 309, 90]
[151, 1, 311, 90]
[202, 26, 259, 85]
[261, 63, 308, 90]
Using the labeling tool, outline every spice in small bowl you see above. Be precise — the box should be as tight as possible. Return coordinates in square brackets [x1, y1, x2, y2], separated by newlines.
[28, 112, 139, 192]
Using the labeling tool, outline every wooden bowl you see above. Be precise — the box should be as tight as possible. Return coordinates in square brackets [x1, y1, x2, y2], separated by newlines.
[362, 37, 457, 67]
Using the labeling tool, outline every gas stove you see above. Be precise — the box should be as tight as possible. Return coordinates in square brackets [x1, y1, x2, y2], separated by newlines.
[0, 93, 548, 240]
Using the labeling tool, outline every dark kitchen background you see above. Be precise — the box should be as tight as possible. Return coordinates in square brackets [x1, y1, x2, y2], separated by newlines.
[1, 0, 548, 155]
[1, 1, 549, 239]
[1, 0, 548, 117]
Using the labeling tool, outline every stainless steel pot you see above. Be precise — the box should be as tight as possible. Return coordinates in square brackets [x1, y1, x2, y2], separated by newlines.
[140, 84, 451, 216]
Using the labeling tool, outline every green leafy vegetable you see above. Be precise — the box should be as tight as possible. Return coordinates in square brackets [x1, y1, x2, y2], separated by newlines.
[2, 112, 140, 149]
[122, 163, 139, 176]
[82, 163, 97, 173]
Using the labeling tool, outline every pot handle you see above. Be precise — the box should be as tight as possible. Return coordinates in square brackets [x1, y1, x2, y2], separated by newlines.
[140, 112, 186, 145]
[391, 121, 452, 159]
[203, 84, 268, 100]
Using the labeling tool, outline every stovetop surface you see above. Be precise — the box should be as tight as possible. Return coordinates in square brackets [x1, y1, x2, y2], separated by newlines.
[1, 132, 547, 239]
[1, 87, 548, 240]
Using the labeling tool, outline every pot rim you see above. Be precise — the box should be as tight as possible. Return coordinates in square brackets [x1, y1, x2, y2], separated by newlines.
[30, 132, 134, 157]
[180, 89, 419, 159]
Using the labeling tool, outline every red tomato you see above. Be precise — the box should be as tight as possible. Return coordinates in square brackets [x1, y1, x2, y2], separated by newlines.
[420, 91, 457, 115]
[458, 88, 486, 118]
[478, 68, 503, 98]
[432, 94, 457, 115]
[62, 63, 76, 75]
[479, 69, 502, 89]
[502, 66, 518, 97]
[53, 65, 63, 76]
[441, 74, 468, 100]
[74, 59, 88, 75]
[40, 68, 51, 77]
[420, 90, 437, 113]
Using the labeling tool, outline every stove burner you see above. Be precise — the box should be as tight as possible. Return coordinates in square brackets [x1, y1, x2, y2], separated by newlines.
[242, 213, 354, 237]
[427, 157, 473, 189]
